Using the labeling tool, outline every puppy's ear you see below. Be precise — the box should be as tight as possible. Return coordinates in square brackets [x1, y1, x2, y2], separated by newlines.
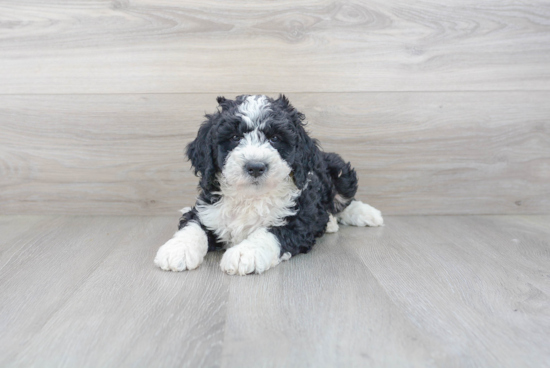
[277, 94, 291, 108]
[292, 127, 319, 189]
[186, 115, 218, 192]
[274, 95, 319, 189]
[216, 96, 232, 112]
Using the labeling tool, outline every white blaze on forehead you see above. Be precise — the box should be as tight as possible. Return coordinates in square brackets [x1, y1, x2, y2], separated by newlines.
[242, 129, 267, 146]
[237, 95, 271, 128]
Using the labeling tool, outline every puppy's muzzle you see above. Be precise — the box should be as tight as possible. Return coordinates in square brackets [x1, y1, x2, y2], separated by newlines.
[245, 161, 267, 178]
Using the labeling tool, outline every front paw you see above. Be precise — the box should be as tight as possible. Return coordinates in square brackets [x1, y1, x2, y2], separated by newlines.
[220, 230, 281, 275]
[154, 223, 208, 272]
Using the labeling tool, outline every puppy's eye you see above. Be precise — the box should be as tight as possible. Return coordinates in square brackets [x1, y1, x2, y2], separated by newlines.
[269, 135, 280, 144]
[231, 135, 241, 142]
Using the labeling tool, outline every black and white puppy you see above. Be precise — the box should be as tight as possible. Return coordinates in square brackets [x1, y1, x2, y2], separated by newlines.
[154, 95, 383, 275]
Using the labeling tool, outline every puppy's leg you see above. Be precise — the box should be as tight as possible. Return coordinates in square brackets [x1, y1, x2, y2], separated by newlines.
[179, 206, 192, 214]
[336, 200, 384, 227]
[220, 228, 282, 276]
[325, 213, 339, 233]
[154, 221, 208, 272]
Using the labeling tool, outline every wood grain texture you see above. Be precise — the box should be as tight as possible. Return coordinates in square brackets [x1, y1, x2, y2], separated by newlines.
[346, 216, 550, 367]
[1, 215, 549, 367]
[0, 216, 57, 263]
[0, 0, 549, 93]
[1, 92, 549, 215]
[9, 217, 230, 368]
[220, 226, 446, 367]
[0, 216, 142, 365]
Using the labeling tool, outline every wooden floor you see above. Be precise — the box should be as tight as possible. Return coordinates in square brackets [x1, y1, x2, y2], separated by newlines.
[1, 215, 549, 367]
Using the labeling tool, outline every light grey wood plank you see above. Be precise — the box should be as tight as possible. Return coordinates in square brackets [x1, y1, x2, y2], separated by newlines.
[1, 215, 549, 366]
[9, 216, 229, 368]
[220, 227, 447, 368]
[0, 215, 64, 271]
[348, 216, 550, 367]
[492, 215, 550, 238]
[0, 0, 549, 93]
[0, 216, 53, 250]
[435, 215, 550, 294]
[1, 92, 549, 215]
[0, 216, 144, 366]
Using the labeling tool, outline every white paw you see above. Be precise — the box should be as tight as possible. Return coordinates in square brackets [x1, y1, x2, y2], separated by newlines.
[325, 213, 339, 233]
[219, 229, 281, 275]
[154, 222, 208, 272]
[337, 200, 384, 227]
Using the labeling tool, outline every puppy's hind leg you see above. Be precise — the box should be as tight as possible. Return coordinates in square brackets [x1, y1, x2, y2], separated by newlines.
[325, 213, 339, 233]
[336, 200, 384, 227]
[179, 207, 193, 214]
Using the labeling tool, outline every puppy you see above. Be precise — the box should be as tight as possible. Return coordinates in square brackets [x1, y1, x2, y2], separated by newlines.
[154, 95, 383, 275]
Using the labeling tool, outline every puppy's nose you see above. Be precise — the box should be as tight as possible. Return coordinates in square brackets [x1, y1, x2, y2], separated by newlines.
[245, 161, 267, 178]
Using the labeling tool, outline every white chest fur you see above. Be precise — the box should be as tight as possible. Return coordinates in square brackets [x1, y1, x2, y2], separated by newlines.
[196, 178, 300, 246]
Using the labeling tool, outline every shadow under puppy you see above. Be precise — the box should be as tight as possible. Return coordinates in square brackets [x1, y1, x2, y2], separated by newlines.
[155, 94, 383, 275]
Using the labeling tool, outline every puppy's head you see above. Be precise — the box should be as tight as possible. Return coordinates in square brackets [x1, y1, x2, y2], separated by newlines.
[187, 95, 316, 195]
